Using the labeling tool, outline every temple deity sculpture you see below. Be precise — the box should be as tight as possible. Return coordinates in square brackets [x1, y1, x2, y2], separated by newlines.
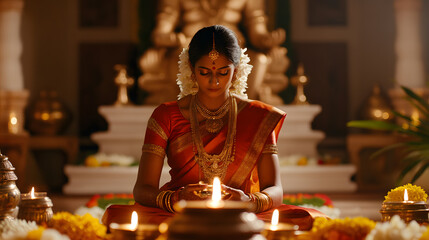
[139, 0, 289, 105]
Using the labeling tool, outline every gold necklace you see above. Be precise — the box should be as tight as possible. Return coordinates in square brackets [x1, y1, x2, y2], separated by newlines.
[190, 95, 237, 183]
[195, 96, 230, 133]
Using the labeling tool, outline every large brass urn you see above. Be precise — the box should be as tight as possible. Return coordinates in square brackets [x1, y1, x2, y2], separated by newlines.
[0, 151, 21, 220]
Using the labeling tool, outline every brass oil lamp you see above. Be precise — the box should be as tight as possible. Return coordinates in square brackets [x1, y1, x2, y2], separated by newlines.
[380, 189, 429, 224]
[0, 150, 21, 220]
[18, 187, 53, 225]
[165, 178, 265, 240]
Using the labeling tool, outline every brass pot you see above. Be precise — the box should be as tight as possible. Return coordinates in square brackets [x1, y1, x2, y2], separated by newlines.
[27, 90, 72, 135]
[0, 152, 21, 220]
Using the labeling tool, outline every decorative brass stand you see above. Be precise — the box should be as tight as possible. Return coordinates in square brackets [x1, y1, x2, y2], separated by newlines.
[114, 64, 134, 106]
[0, 151, 21, 220]
[291, 63, 309, 105]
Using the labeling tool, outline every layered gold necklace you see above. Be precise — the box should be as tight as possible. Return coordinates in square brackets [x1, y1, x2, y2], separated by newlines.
[195, 96, 230, 133]
[190, 94, 237, 182]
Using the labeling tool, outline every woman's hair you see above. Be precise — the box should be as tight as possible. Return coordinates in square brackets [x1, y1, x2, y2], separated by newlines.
[177, 25, 252, 99]
[188, 25, 241, 67]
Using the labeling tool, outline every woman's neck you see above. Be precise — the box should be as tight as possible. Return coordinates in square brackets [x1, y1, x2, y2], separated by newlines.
[196, 93, 229, 110]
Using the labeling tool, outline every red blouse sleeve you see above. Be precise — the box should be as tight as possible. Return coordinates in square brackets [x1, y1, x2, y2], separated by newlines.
[142, 104, 171, 158]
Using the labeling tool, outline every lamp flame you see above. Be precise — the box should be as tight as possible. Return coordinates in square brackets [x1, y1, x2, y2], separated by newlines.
[207, 177, 223, 208]
[30, 187, 35, 199]
[269, 209, 280, 231]
[130, 211, 138, 230]
[404, 189, 409, 202]
[212, 177, 221, 202]
[271, 209, 279, 226]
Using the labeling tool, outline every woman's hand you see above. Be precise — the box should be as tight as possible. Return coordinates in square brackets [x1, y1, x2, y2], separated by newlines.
[221, 185, 252, 202]
[177, 183, 210, 201]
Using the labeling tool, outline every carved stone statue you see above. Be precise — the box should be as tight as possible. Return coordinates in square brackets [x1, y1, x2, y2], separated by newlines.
[139, 0, 289, 105]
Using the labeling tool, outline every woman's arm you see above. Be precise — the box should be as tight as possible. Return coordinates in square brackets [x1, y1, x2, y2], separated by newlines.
[257, 153, 283, 207]
[222, 153, 283, 209]
[133, 152, 165, 207]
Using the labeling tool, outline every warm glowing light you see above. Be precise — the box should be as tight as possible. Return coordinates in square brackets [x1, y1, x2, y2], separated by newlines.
[404, 189, 409, 202]
[130, 211, 138, 230]
[411, 111, 420, 126]
[30, 187, 35, 199]
[382, 112, 390, 120]
[8, 112, 18, 134]
[373, 109, 382, 118]
[212, 177, 221, 202]
[207, 177, 223, 208]
[270, 209, 279, 231]
[41, 112, 50, 121]
[10, 117, 17, 125]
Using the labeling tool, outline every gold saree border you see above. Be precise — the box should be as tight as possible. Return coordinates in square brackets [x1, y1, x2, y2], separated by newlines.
[142, 144, 166, 158]
[228, 106, 285, 188]
[148, 117, 168, 141]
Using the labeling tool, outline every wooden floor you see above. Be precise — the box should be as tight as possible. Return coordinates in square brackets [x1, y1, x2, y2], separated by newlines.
[50, 192, 385, 221]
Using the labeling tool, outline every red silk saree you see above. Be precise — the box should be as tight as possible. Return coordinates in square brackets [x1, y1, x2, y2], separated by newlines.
[103, 97, 326, 230]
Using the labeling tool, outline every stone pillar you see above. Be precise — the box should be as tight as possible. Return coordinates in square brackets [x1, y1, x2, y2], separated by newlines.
[0, 0, 28, 134]
[393, 0, 425, 88]
[389, 0, 427, 118]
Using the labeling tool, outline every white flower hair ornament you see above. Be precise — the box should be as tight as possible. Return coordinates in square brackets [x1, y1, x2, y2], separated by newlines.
[176, 48, 253, 99]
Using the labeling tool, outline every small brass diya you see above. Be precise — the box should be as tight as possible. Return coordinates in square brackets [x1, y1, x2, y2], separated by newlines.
[110, 223, 161, 240]
[261, 209, 303, 240]
[18, 190, 53, 225]
[166, 200, 265, 240]
[0, 151, 21, 220]
[380, 201, 429, 224]
[262, 223, 303, 240]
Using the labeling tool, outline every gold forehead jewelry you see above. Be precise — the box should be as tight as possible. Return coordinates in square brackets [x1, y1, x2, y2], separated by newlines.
[208, 33, 219, 63]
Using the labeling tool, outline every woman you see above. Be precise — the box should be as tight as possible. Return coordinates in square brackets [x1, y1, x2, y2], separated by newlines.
[103, 25, 325, 229]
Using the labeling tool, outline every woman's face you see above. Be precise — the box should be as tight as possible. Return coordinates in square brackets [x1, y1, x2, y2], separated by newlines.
[193, 54, 236, 99]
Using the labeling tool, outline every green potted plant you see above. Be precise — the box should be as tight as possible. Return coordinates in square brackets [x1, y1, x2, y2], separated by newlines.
[348, 86, 429, 184]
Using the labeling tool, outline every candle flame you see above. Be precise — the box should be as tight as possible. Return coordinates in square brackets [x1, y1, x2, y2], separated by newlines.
[271, 209, 279, 226]
[404, 189, 408, 201]
[212, 177, 221, 202]
[30, 187, 35, 199]
[130, 211, 138, 230]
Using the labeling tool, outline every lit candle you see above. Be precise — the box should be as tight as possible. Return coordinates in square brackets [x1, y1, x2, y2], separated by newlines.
[8, 112, 19, 134]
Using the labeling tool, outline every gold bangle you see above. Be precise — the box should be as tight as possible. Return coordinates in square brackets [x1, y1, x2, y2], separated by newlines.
[156, 190, 175, 212]
[253, 192, 273, 213]
[261, 191, 273, 211]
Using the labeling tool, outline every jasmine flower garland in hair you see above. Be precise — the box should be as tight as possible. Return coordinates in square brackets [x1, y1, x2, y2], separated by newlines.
[176, 47, 253, 99]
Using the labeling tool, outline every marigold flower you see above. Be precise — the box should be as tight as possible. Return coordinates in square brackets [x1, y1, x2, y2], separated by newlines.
[48, 212, 106, 240]
[304, 217, 376, 240]
[384, 184, 428, 202]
